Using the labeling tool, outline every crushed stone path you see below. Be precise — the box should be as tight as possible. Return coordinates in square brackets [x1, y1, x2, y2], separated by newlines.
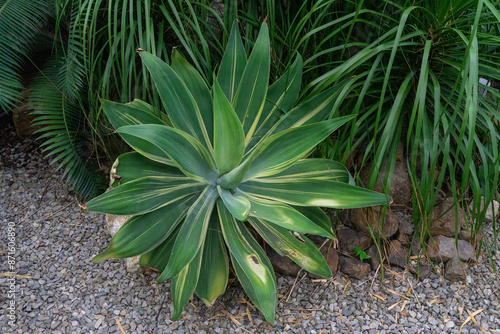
[1, 131, 499, 334]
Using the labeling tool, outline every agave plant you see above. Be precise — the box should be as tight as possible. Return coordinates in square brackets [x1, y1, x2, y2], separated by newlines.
[87, 22, 390, 323]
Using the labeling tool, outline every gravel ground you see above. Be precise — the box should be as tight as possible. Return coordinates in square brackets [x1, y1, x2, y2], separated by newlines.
[1, 130, 500, 334]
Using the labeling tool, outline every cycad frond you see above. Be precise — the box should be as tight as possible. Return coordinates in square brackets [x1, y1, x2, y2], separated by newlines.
[30, 56, 106, 201]
[0, 0, 52, 112]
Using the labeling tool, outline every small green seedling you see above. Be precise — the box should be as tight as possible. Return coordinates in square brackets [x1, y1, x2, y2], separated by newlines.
[354, 247, 371, 262]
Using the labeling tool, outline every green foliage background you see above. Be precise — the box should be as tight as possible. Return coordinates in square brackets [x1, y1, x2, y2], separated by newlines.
[0, 0, 499, 249]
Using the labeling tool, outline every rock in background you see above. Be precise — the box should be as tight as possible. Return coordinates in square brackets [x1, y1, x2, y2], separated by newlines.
[429, 197, 465, 237]
[341, 206, 401, 239]
[12, 90, 42, 137]
[358, 143, 412, 207]
[105, 214, 142, 275]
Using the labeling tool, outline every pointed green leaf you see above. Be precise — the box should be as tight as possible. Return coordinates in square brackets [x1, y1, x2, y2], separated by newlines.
[293, 206, 335, 240]
[257, 159, 351, 183]
[126, 99, 170, 124]
[218, 23, 247, 102]
[195, 213, 229, 306]
[86, 176, 204, 215]
[138, 50, 213, 152]
[248, 54, 303, 151]
[102, 100, 174, 165]
[217, 200, 276, 324]
[111, 152, 184, 186]
[116, 124, 217, 184]
[171, 247, 203, 321]
[220, 117, 354, 186]
[236, 189, 333, 238]
[171, 51, 213, 143]
[159, 186, 218, 281]
[140, 229, 179, 272]
[217, 186, 251, 221]
[125, 98, 159, 115]
[102, 99, 167, 129]
[248, 217, 331, 278]
[213, 76, 245, 174]
[249, 82, 350, 151]
[93, 196, 196, 262]
[232, 23, 270, 143]
[232, 260, 261, 310]
[240, 179, 391, 209]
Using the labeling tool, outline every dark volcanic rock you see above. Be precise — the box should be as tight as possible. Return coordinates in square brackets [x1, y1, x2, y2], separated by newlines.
[267, 249, 301, 277]
[409, 260, 432, 279]
[359, 143, 412, 206]
[337, 226, 372, 252]
[342, 207, 401, 239]
[310, 246, 340, 279]
[339, 256, 371, 280]
[388, 240, 408, 268]
[366, 244, 381, 271]
[396, 231, 411, 247]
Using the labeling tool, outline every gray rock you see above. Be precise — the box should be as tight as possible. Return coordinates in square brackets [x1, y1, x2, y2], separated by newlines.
[409, 260, 432, 279]
[429, 198, 465, 237]
[459, 228, 483, 249]
[469, 197, 499, 223]
[426, 235, 474, 263]
[339, 256, 371, 279]
[337, 226, 372, 252]
[396, 231, 411, 247]
[445, 258, 468, 282]
[399, 219, 414, 235]
[341, 306, 353, 316]
[366, 244, 380, 271]
[445, 320, 456, 328]
[387, 240, 408, 268]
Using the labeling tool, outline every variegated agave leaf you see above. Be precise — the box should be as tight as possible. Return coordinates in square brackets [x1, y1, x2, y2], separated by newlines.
[87, 22, 390, 324]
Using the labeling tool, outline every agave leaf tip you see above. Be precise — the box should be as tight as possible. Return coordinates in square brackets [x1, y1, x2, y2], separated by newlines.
[92, 251, 111, 263]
